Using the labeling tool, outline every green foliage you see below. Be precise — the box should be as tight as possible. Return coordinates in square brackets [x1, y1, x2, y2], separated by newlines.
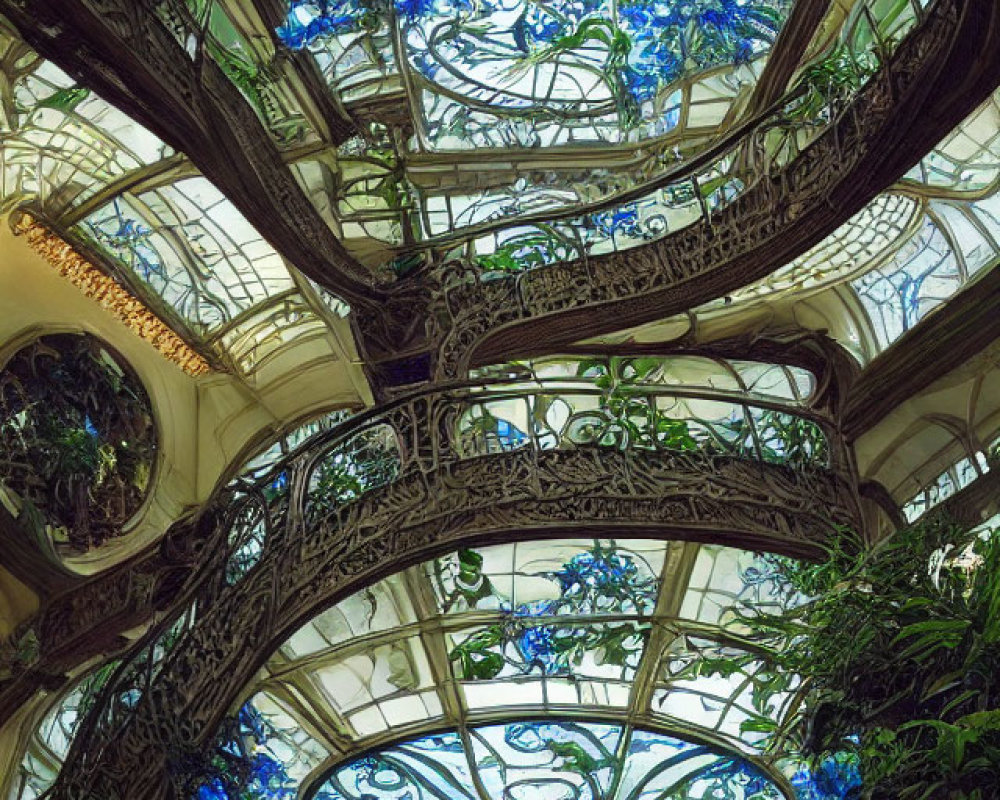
[308, 429, 399, 513]
[448, 624, 505, 680]
[34, 86, 90, 112]
[0, 335, 156, 549]
[474, 227, 577, 273]
[445, 542, 654, 680]
[787, 42, 879, 122]
[546, 739, 615, 776]
[744, 517, 1000, 798]
[755, 411, 827, 467]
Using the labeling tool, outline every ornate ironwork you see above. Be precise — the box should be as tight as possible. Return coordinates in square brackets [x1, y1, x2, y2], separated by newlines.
[40, 363, 861, 798]
[350, 0, 998, 387]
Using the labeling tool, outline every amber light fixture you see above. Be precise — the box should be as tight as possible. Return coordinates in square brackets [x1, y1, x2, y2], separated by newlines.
[12, 213, 211, 377]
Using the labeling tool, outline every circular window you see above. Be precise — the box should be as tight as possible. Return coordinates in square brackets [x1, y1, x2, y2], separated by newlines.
[0, 333, 157, 550]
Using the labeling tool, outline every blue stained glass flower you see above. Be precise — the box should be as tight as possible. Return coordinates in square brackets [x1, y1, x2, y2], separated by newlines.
[789, 754, 863, 800]
[249, 753, 295, 794]
[197, 778, 230, 800]
[492, 418, 528, 450]
[269, 471, 290, 494]
[617, 0, 790, 107]
[513, 598, 556, 618]
[276, 2, 364, 50]
[395, 0, 433, 20]
[588, 204, 644, 239]
[555, 548, 638, 595]
[518, 625, 558, 669]
[239, 703, 268, 745]
[514, 6, 563, 50]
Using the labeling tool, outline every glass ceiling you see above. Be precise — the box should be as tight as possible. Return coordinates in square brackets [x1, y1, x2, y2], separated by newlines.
[3, 1, 998, 798]
[618, 88, 1000, 363]
[0, 22, 355, 381]
[314, 722, 790, 800]
[279, 0, 793, 149]
[236, 538, 802, 795]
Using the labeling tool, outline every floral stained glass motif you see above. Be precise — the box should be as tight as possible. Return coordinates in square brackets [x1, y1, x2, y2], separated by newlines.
[277, 0, 792, 147]
[314, 721, 786, 800]
[80, 178, 296, 334]
[246, 539, 811, 777]
[192, 702, 316, 800]
[441, 543, 658, 682]
[170, 535, 874, 798]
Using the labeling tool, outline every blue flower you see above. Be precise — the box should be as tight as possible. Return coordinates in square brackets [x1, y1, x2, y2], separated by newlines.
[518, 626, 559, 671]
[197, 778, 230, 800]
[239, 703, 268, 744]
[789, 754, 862, 800]
[513, 599, 556, 618]
[395, 0, 434, 20]
[276, 2, 362, 49]
[269, 471, 290, 494]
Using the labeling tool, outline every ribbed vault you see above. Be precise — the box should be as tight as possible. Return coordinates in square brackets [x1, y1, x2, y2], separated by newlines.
[1, 1, 999, 799]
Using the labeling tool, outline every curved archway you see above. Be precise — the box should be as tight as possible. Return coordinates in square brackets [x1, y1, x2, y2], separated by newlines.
[0, 332, 158, 551]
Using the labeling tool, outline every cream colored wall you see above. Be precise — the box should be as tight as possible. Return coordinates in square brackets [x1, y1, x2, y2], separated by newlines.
[579, 281, 874, 366]
[855, 337, 1000, 500]
[0, 568, 37, 642]
[0, 220, 372, 583]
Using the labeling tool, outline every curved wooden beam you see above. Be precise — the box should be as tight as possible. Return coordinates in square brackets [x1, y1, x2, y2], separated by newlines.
[44, 445, 859, 798]
[744, 0, 832, 116]
[0, 0, 382, 307]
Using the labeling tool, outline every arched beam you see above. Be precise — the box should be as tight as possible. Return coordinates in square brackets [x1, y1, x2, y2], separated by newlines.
[390, 0, 1000, 385]
[0, 0, 381, 307]
[46, 441, 859, 798]
[298, 714, 799, 800]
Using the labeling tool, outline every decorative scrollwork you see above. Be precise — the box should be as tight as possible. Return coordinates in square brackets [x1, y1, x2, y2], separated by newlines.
[41, 362, 861, 798]
[399, 0, 989, 383]
[12, 215, 212, 376]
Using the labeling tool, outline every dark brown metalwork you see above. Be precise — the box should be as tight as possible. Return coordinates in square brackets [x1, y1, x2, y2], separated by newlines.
[40, 375, 860, 798]
[0, 0, 382, 307]
[0, 511, 219, 727]
[352, 0, 1000, 389]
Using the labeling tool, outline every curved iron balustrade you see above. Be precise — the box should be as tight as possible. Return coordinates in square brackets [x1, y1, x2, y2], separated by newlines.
[42, 368, 860, 799]
[350, 0, 1000, 385]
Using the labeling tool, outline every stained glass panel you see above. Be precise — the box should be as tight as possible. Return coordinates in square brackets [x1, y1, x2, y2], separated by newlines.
[278, 0, 792, 149]
[313, 722, 788, 799]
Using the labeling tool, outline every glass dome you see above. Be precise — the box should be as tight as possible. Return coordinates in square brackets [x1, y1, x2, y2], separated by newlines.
[278, 0, 794, 149]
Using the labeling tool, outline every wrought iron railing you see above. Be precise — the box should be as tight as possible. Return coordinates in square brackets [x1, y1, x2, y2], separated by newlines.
[35, 363, 863, 797]
[421, 0, 937, 278]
